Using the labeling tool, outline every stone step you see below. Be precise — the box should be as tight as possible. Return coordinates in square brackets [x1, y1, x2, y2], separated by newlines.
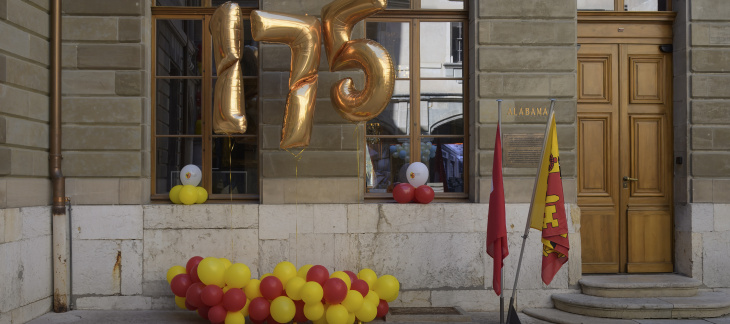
[579, 274, 701, 298]
[552, 291, 730, 319]
[523, 308, 639, 324]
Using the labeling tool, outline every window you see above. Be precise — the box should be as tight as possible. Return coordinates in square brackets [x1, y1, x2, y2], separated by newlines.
[364, 1, 468, 198]
[152, 1, 259, 200]
[577, 0, 670, 11]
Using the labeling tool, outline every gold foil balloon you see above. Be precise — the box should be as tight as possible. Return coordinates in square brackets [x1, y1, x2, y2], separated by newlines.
[322, 0, 394, 122]
[251, 10, 321, 149]
[210, 2, 247, 134]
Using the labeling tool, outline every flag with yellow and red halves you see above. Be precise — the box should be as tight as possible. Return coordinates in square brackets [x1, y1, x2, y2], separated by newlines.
[528, 110, 569, 285]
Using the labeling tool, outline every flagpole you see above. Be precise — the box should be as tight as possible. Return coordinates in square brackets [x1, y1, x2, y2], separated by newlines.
[497, 99, 503, 324]
[506, 99, 556, 323]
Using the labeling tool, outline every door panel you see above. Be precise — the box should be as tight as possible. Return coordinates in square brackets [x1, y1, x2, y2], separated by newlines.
[578, 43, 673, 273]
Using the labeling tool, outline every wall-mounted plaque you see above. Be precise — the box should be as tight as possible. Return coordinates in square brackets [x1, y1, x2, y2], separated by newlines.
[503, 133, 544, 168]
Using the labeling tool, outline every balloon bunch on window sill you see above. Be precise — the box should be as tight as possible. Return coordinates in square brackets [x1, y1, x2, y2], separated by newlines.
[389, 142, 438, 164]
[392, 162, 435, 204]
[167, 257, 400, 324]
[169, 164, 208, 205]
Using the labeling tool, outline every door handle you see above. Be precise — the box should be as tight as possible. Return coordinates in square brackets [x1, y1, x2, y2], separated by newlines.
[623, 176, 638, 181]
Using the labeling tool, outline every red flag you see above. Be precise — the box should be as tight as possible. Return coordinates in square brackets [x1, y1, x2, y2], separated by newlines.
[486, 125, 508, 296]
[528, 113, 569, 285]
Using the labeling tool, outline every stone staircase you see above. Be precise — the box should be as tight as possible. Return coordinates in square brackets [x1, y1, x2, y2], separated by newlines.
[522, 274, 730, 323]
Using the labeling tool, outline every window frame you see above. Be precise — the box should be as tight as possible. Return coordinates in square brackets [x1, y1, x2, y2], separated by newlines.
[577, 0, 672, 11]
[364, 5, 470, 200]
[151, 4, 261, 201]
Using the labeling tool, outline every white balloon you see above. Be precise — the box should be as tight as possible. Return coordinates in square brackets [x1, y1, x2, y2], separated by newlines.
[406, 162, 428, 187]
[180, 164, 202, 186]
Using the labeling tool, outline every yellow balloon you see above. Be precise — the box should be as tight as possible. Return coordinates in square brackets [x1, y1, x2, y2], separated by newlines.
[196, 187, 208, 204]
[326, 304, 348, 324]
[330, 271, 351, 290]
[357, 268, 377, 287]
[225, 311, 245, 324]
[225, 263, 252, 288]
[274, 261, 297, 286]
[270, 296, 296, 323]
[241, 299, 251, 317]
[222, 286, 231, 294]
[304, 301, 325, 321]
[166, 265, 186, 284]
[220, 258, 233, 270]
[364, 290, 379, 306]
[285, 276, 306, 300]
[174, 296, 186, 310]
[245, 279, 262, 299]
[354, 299, 377, 322]
[198, 257, 226, 287]
[169, 185, 183, 204]
[374, 275, 400, 302]
[298, 264, 313, 278]
[179, 185, 198, 205]
[342, 290, 364, 313]
[347, 311, 356, 324]
[301, 281, 324, 304]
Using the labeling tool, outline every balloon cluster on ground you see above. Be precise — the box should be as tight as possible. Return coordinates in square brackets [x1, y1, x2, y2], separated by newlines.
[167, 257, 400, 324]
[169, 164, 208, 205]
[392, 162, 435, 204]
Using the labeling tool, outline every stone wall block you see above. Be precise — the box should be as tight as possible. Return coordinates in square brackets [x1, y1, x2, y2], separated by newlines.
[479, 0, 576, 18]
[121, 240, 143, 295]
[0, 209, 6, 243]
[692, 49, 730, 72]
[3, 56, 48, 93]
[0, 241, 22, 312]
[692, 127, 713, 149]
[389, 290, 431, 307]
[259, 204, 314, 239]
[334, 233, 358, 270]
[62, 17, 117, 41]
[63, 152, 141, 177]
[115, 71, 143, 96]
[479, 74, 550, 97]
[259, 239, 289, 275]
[358, 233, 484, 289]
[691, 0, 730, 21]
[144, 204, 238, 229]
[691, 75, 730, 98]
[9, 147, 48, 177]
[480, 47, 576, 72]
[378, 204, 485, 233]
[63, 97, 142, 124]
[143, 229, 259, 282]
[0, 84, 49, 122]
[29, 34, 48, 66]
[0, 20, 30, 58]
[20, 236, 52, 305]
[703, 231, 730, 288]
[0, 179, 6, 209]
[231, 204, 260, 229]
[261, 177, 360, 204]
[7, 0, 48, 37]
[62, 0, 143, 16]
[715, 180, 730, 203]
[72, 205, 143, 240]
[262, 151, 359, 177]
[691, 153, 730, 177]
[118, 17, 142, 42]
[262, 0, 325, 16]
[77, 44, 142, 70]
[5, 178, 50, 208]
[691, 203, 715, 233]
[0, 148, 9, 176]
[712, 128, 730, 149]
[72, 240, 121, 295]
[313, 204, 347, 234]
[62, 44, 77, 68]
[75, 296, 152, 310]
[346, 204, 379, 233]
[3, 116, 48, 149]
[479, 21, 576, 45]
[63, 125, 141, 150]
[62, 71, 116, 95]
[692, 178, 713, 203]
[65, 178, 120, 205]
[8, 297, 51, 324]
[119, 179, 148, 205]
[286, 233, 336, 273]
[19, 206, 51, 240]
[715, 204, 730, 232]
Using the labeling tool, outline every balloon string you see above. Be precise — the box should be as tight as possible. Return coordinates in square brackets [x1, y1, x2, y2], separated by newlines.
[229, 138, 235, 253]
[285, 147, 305, 268]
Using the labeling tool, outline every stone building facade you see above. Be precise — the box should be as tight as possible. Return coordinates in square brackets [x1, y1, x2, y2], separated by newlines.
[0, 0, 729, 322]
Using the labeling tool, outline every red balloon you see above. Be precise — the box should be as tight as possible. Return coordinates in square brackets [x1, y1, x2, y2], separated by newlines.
[260, 276, 284, 300]
[323, 278, 348, 304]
[266, 315, 283, 324]
[189, 263, 200, 283]
[170, 274, 193, 297]
[393, 183, 415, 203]
[306, 265, 330, 286]
[186, 256, 203, 274]
[222, 288, 247, 312]
[197, 305, 210, 320]
[185, 282, 206, 308]
[293, 300, 307, 322]
[208, 305, 227, 323]
[414, 185, 435, 204]
[201, 284, 224, 307]
[344, 270, 358, 283]
[184, 299, 198, 311]
[377, 299, 389, 317]
[249, 297, 271, 321]
[351, 279, 369, 297]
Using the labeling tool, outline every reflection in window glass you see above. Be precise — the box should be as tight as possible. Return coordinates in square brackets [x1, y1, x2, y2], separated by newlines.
[420, 0, 464, 10]
[387, 0, 410, 9]
[420, 22, 463, 78]
[156, 20, 202, 76]
[577, 0, 613, 10]
[156, 0, 201, 6]
[420, 80, 463, 136]
[212, 137, 258, 194]
[156, 138, 202, 194]
[211, 0, 258, 7]
[368, 80, 410, 136]
[425, 138, 464, 192]
[365, 138, 411, 192]
[366, 22, 410, 79]
[156, 79, 202, 135]
[625, 0, 659, 11]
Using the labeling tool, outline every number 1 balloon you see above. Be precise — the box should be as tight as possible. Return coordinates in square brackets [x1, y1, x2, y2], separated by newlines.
[210, 2, 247, 134]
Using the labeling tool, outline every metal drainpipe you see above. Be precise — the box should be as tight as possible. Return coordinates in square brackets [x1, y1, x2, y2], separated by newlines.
[50, 0, 69, 313]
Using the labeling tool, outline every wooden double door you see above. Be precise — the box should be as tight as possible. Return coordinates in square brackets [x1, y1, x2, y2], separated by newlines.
[577, 43, 673, 273]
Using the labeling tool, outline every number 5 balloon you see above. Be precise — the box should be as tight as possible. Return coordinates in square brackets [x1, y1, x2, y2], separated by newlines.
[322, 0, 395, 122]
[210, 2, 247, 134]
